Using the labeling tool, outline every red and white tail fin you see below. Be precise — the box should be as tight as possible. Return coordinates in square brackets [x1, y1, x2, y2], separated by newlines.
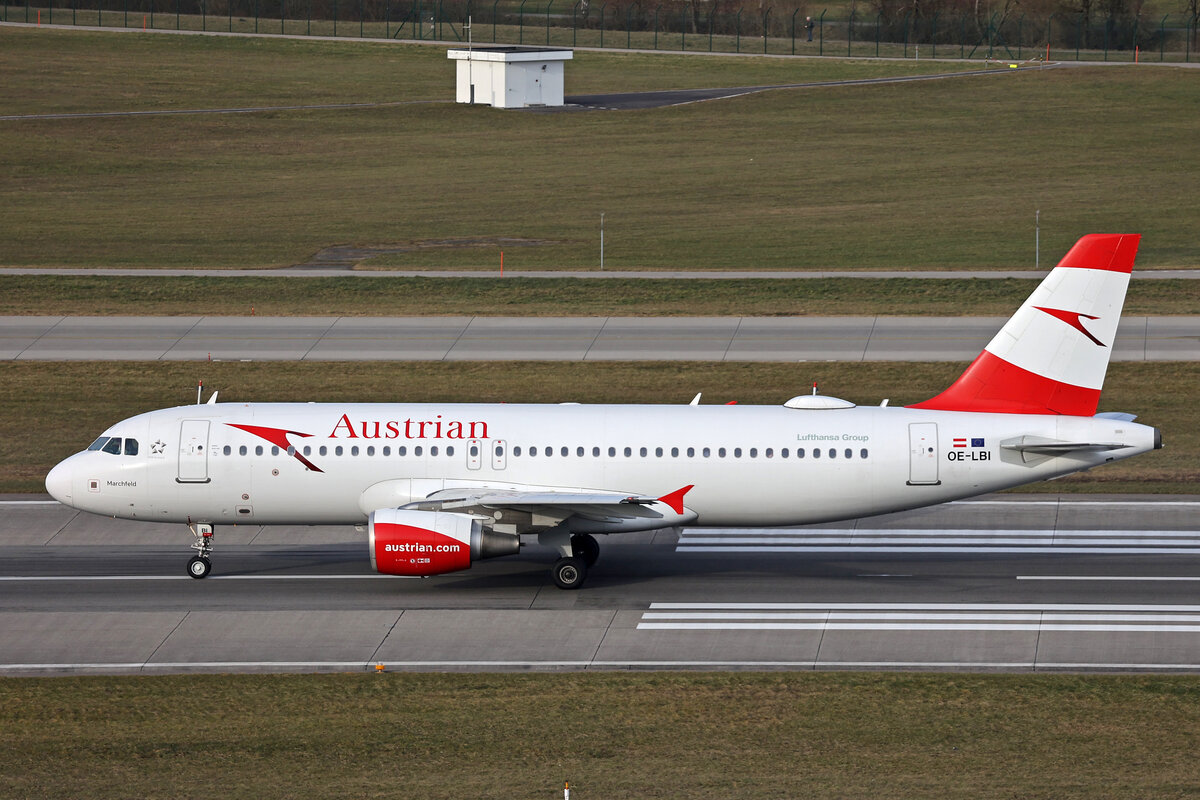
[910, 233, 1140, 416]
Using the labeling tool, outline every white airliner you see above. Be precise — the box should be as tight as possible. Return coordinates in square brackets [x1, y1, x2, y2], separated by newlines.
[45, 234, 1161, 589]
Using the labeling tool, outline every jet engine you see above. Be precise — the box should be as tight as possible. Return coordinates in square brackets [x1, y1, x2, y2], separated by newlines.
[368, 508, 520, 577]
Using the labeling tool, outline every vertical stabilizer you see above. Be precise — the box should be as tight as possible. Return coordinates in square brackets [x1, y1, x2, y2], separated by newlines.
[910, 234, 1140, 416]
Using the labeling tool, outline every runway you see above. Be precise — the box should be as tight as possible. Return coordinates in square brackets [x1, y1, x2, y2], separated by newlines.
[3, 495, 1200, 674]
[5, 315, 1199, 361]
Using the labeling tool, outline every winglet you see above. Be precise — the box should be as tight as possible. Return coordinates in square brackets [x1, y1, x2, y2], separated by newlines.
[657, 485, 694, 515]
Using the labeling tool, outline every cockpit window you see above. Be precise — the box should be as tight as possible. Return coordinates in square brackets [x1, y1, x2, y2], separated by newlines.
[89, 437, 139, 456]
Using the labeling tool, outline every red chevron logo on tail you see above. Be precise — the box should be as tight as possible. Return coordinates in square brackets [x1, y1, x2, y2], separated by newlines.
[1034, 306, 1106, 347]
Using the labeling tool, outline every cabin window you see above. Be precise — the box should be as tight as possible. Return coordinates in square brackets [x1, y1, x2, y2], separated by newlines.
[750, 448, 758, 458]
[623, 447, 632, 457]
[592, 447, 600, 457]
[718, 447, 727, 458]
[687, 447, 695, 458]
[733, 448, 742, 458]
[844, 448, 852, 459]
[430, 446, 439, 456]
[640, 447, 648, 457]
[335, 446, 344, 457]
[829, 448, 836, 459]
[608, 447, 616, 457]
[812, 448, 820, 459]
[239, 445, 248, 456]
[470, 445, 479, 457]
[513, 446, 522, 457]
[529, 447, 537, 457]
[318, 446, 327, 456]
[272, 446, 280, 456]
[545, 446, 552, 457]
[860, 448, 869, 459]
[764, 448, 772, 458]
[222, 445, 231, 456]
[781, 448, 788, 458]
[366, 446, 375, 456]
[702, 447, 711, 458]
[797, 448, 805, 458]
[398, 446, 407, 457]
[351, 446, 360, 456]
[287, 446, 296, 456]
[256, 445, 264, 456]
[577, 447, 585, 457]
[671, 447, 679, 457]
[414, 446, 423, 457]
[655, 447, 663, 457]
[382, 446, 391, 456]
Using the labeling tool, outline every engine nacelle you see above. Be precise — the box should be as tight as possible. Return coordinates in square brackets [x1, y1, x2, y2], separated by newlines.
[369, 508, 520, 577]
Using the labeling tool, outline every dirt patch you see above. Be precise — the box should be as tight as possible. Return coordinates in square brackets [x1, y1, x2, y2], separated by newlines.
[294, 237, 558, 269]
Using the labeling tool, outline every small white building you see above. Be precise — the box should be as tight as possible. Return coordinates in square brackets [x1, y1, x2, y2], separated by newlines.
[447, 47, 573, 109]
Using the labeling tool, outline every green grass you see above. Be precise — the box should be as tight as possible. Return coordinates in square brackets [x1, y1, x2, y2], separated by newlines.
[3, 361, 1192, 493]
[2, 672, 1199, 799]
[0, 28, 1197, 269]
[1, 274, 1198, 315]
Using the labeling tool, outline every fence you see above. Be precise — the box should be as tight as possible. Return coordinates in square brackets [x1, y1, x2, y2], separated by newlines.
[5, 0, 1198, 62]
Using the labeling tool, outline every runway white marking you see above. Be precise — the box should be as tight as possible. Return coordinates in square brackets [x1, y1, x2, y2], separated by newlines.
[677, 528, 1200, 554]
[638, 602, 1200, 633]
[1017, 576, 1200, 582]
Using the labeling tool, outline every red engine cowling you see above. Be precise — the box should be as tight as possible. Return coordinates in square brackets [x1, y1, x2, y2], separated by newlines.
[369, 508, 519, 576]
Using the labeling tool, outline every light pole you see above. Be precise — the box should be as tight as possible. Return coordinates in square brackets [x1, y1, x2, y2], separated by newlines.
[600, 212, 605, 270]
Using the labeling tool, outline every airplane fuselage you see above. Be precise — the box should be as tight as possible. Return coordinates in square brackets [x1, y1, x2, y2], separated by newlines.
[47, 400, 1159, 528]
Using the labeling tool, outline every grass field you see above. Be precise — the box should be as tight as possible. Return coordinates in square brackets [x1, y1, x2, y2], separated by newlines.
[1, 274, 1199, 315]
[1, 28, 1197, 269]
[3, 360, 1192, 493]
[2, 671, 1199, 799]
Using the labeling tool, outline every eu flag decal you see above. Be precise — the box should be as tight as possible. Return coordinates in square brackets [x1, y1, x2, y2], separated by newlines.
[971, 438, 985, 448]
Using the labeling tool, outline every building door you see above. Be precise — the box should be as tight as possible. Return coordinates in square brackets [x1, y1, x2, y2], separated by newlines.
[907, 422, 940, 485]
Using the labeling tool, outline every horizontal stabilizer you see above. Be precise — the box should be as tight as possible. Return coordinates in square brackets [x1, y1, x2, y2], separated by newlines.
[1001, 435, 1127, 462]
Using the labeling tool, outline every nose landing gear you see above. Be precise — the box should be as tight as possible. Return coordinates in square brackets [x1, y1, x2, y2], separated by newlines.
[187, 523, 214, 579]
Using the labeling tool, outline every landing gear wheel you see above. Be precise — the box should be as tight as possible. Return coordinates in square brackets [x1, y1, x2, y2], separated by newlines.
[187, 556, 212, 579]
[552, 556, 587, 590]
[571, 534, 600, 567]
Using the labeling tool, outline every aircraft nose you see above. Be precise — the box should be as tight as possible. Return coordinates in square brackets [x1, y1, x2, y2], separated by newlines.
[45, 460, 74, 506]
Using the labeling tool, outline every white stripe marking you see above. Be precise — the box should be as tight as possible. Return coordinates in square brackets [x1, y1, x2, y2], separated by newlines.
[1017, 575, 1200, 582]
[637, 622, 1200, 632]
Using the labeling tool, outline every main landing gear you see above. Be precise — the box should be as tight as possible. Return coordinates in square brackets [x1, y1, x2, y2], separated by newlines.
[187, 522, 214, 579]
[547, 533, 601, 590]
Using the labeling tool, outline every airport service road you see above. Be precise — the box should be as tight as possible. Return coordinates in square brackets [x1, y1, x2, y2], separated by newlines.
[3, 495, 1200, 675]
[3, 268, 1199, 278]
[5, 316, 1200, 361]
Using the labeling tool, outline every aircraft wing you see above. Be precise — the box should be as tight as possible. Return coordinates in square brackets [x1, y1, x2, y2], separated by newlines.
[402, 484, 696, 531]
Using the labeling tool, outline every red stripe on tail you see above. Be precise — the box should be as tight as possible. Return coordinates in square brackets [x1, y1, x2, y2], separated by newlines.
[1056, 233, 1140, 273]
[908, 351, 1101, 416]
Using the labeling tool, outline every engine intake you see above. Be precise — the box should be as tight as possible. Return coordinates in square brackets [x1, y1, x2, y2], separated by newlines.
[369, 508, 519, 577]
